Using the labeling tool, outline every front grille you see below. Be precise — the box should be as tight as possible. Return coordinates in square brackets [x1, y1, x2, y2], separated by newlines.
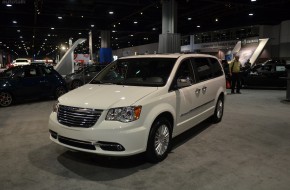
[57, 105, 102, 128]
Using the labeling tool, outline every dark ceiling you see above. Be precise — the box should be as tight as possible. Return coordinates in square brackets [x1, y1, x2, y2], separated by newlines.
[1, 0, 290, 58]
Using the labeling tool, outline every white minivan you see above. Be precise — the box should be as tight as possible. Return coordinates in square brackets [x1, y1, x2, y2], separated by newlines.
[49, 54, 226, 162]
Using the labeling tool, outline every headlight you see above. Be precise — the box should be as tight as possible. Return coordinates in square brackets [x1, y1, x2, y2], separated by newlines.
[106, 106, 142, 123]
[52, 100, 59, 112]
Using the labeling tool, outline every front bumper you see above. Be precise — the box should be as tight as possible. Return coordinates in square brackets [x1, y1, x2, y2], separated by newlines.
[48, 112, 148, 156]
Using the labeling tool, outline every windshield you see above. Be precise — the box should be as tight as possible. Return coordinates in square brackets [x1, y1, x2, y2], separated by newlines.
[91, 58, 176, 87]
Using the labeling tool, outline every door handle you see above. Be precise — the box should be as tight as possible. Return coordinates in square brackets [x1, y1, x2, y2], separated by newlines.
[202, 86, 207, 92]
[195, 88, 201, 94]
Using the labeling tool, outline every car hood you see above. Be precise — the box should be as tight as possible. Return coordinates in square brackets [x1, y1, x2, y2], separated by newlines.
[59, 84, 158, 109]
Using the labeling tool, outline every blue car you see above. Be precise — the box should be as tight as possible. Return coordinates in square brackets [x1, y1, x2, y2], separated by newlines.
[0, 65, 67, 107]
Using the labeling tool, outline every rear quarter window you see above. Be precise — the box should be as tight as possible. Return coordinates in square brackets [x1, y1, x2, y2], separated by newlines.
[191, 57, 213, 82]
[209, 58, 224, 77]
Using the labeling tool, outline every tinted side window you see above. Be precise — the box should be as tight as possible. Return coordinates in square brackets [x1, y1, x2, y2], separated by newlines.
[41, 67, 53, 75]
[192, 58, 212, 82]
[209, 58, 223, 77]
[24, 66, 41, 78]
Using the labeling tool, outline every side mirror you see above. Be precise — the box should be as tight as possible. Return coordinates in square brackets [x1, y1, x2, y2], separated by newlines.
[177, 78, 191, 88]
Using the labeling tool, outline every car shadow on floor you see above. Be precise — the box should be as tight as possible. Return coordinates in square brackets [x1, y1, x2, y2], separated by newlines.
[28, 119, 215, 182]
[171, 118, 213, 151]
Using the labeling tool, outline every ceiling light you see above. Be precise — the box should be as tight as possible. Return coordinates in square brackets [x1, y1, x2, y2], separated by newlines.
[20, 36, 23, 39]
[58, 16, 63, 19]
[251, 0, 256, 1]
[91, 24, 95, 27]
[134, 21, 138, 24]
[249, 13, 254, 16]
[112, 30, 116, 33]
[6, 4, 12, 7]
[79, 33, 82, 35]
[215, 18, 219, 22]
[140, 12, 143, 15]
[12, 21, 17, 24]
[130, 34, 134, 37]
[197, 25, 201, 28]
[81, 16, 84, 18]
[17, 30, 20, 32]
[152, 28, 156, 30]
[51, 27, 55, 30]
[187, 18, 192, 21]
[109, 11, 114, 15]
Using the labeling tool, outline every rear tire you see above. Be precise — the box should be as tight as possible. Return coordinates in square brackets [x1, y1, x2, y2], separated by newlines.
[146, 117, 172, 163]
[0, 92, 13, 107]
[211, 95, 224, 123]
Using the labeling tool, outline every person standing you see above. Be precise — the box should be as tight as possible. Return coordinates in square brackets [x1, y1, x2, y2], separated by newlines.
[229, 55, 242, 94]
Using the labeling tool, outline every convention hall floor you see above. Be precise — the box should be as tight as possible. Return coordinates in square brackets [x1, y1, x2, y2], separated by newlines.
[1, 89, 290, 190]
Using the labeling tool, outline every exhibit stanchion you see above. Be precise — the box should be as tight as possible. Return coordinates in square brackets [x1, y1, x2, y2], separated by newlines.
[286, 64, 290, 101]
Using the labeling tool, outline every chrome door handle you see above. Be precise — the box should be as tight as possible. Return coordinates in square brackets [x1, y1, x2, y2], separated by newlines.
[195, 88, 201, 94]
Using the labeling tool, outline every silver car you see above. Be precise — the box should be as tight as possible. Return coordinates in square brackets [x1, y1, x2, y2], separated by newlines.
[64, 64, 106, 89]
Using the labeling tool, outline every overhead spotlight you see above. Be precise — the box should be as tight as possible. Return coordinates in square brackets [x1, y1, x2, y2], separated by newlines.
[79, 33, 82, 35]
[6, 4, 12, 7]
[134, 21, 138, 24]
[187, 17, 192, 21]
[112, 30, 116, 33]
[197, 25, 201, 28]
[12, 20, 17, 24]
[140, 12, 143, 15]
[251, 0, 256, 2]
[58, 16, 63, 19]
[17, 30, 21, 32]
[152, 28, 156, 31]
[215, 18, 219, 22]
[109, 11, 114, 15]
[51, 27, 55, 30]
[130, 34, 134, 37]
[91, 24, 95, 27]
[249, 13, 254, 16]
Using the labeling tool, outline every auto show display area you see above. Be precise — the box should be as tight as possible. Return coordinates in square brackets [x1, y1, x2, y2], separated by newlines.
[1, 89, 290, 190]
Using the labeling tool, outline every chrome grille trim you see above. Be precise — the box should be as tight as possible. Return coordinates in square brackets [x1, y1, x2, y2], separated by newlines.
[57, 105, 102, 128]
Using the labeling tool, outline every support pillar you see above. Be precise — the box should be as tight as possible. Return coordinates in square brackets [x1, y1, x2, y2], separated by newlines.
[158, 0, 181, 53]
[99, 30, 113, 64]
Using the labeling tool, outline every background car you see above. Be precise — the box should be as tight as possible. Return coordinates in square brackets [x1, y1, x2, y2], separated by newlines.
[241, 59, 287, 88]
[0, 65, 67, 107]
[64, 64, 106, 89]
[12, 58, 30, 67]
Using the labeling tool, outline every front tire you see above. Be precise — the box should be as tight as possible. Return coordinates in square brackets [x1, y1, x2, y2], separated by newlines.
[0, 92, 13, 107]
[146, 117, 172, 163]
[211, 95, 224, 123]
